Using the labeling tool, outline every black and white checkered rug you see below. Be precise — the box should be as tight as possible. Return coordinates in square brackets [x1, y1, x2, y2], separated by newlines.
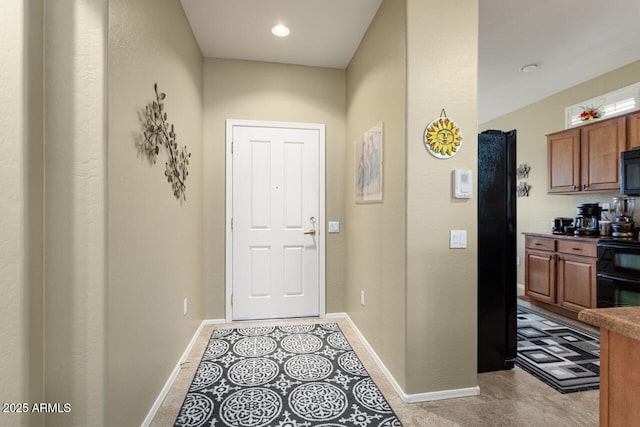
[516, 305, 600, 393]
[175, 323, 403, 427]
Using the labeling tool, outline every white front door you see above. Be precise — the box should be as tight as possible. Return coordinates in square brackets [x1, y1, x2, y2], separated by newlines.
[226, 120, 325, 321]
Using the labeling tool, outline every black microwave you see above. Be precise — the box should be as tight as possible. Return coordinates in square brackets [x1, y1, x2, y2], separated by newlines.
[621, 149, 640, 196]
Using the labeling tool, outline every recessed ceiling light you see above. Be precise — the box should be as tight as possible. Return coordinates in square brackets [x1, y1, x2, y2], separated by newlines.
[520, 63, 539, 73]
[271, 24, 290, 37]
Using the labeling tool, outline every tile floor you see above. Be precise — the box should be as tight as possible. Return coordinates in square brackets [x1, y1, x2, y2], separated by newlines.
[151, 303, 599, 427]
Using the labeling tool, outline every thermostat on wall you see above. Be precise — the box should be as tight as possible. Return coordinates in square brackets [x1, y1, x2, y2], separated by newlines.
[453, 169, 472, 198]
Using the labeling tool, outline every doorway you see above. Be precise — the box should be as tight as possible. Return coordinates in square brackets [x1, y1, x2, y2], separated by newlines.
[225, 120, 326, 321]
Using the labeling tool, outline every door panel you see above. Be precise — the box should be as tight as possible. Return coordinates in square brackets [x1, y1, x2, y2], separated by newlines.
[231, 124, 321, 320]
[558, 254, 596, 311]
[525, 250, 556, 303]
[547, 128, 580, 193]
[581, 117, 626, 191]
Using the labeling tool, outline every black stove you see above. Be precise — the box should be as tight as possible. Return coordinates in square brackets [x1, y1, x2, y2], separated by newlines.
[597, 238, 640, 307]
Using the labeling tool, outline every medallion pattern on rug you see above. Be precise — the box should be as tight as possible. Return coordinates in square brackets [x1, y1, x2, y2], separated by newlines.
[175, 323, 402, 427]
[516, 306, 600, 393]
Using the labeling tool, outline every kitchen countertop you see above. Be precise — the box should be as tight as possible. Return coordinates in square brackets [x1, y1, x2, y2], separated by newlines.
[523, 232, 601, 242]
[579, 307, 640, 341]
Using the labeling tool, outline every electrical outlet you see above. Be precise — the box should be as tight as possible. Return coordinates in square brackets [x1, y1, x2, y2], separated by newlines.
[360, 290, 365, 306]
[516, 256, 521, 266]
[183, 298, 188, 316]
[601, 202, 610, 211]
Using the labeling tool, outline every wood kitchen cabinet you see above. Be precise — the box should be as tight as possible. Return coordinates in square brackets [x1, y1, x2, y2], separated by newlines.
[599, 329, 640, 426]
[580, 116, 627, 191]
[556, 240, 597, 311]
[579, 307, 640, 427]
[547, 116, 627, 193]
[524, 235, 597, 313]
[628, 111, 640, 150]
[548, 128, 580, 193]
[525, 237, 556, 303]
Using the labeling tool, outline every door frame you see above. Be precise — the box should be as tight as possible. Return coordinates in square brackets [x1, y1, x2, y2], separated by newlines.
[225, 119, 326, 322]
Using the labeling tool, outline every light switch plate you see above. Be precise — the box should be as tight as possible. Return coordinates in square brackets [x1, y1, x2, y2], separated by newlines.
[328, 221, 340, 233]
[450, 230, 467, 249]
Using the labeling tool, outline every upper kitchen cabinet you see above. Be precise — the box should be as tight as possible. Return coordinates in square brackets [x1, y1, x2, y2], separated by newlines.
[548, 116, 627, 193]
[581, 116, 626, 191]
[548, 128, 580, 193]
[628, 111, 640, 150]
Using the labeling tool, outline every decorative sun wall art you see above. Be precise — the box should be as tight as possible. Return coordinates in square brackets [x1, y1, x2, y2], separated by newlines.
[138, 84, 191, 202]
[424, 109, 463, 158]
[355, 122, 383, 203]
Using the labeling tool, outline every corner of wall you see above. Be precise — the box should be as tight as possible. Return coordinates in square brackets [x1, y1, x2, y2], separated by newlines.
[345, 0, 408, 391]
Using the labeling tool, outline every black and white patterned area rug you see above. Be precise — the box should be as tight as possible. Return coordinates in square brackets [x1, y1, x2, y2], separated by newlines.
[516, 305, 600, 393]
[175, 323, 403, 427]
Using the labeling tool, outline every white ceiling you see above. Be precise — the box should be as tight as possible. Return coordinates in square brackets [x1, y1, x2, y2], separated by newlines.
[180, 0, 382, 69]
[181, 0, 640, 124]
[479, 0, 640, 123]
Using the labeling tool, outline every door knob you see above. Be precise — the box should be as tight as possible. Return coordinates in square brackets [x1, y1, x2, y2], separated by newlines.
[304, 229, 316, 235]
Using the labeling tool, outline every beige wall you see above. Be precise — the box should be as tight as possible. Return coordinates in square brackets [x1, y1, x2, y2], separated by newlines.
[482, 60, 640, 286]
[43, 0, 108, 426]
[345, 0, 407, 389]
[405, 0, 479, 394]
[203, 58, 346, 318]
[0, 2, 30, 425]
[108, 0, 204, 425]
[25, 0, 45, 423]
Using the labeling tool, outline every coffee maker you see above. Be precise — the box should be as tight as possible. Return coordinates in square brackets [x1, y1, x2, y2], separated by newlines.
[612, 197, 635, 239]
[574, 203, 601, 236]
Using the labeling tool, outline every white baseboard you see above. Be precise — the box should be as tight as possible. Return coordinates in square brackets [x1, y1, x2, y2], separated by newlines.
[402, 386, 480, 403]
[202, 318, 227, 326]
[328, 312, 480, 403]
[142, 318, 225, 427]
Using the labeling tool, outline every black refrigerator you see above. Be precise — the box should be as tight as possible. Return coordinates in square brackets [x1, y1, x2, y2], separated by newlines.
[477, 129, 517, 373]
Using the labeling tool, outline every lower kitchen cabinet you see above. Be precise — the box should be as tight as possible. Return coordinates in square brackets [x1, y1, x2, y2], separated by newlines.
[578, 308, 640, 427]
[599, 328, 640, 426]
[525, 249, 556, 303]
[557, 254, 597, 311]
[524, 235, 597, 313]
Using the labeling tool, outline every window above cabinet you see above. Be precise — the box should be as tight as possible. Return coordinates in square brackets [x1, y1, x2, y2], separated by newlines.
[565, 82, 640, 128]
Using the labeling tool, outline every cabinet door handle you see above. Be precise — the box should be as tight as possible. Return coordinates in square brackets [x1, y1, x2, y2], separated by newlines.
[558, 256, 562, 261]
[535, 243, 542, 246]
[574, 185, 578, 190]
[572, 247, 581, 251]
[583, 184, 588, 190]
[549, 255, 554, 261]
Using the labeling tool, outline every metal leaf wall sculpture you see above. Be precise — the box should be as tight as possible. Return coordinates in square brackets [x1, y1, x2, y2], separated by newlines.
[140, 84, 191, 201]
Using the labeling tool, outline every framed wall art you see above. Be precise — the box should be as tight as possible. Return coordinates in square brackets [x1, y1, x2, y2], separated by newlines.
[355, 122, 383, 203]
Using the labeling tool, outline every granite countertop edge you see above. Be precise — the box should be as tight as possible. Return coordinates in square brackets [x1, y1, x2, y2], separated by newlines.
[522, 232, 602, 242]
[579, 307, 640, 341]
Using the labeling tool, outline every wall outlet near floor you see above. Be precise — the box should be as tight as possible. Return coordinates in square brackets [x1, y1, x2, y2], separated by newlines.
[360, 290, 365, 306]
[516, 256, 521, 266]
[183, 298, 188, 316]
